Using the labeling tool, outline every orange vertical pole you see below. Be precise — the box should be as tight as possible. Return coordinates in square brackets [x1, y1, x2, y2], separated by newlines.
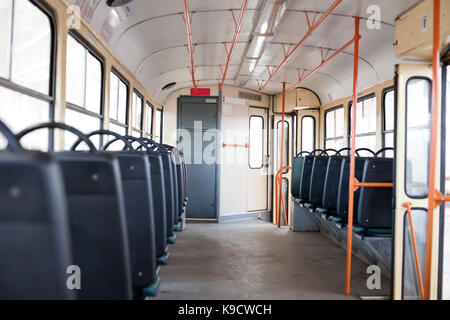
[345, 17, 360, 295]
[278, 82, 286, 227]
[424, 0, 440, 300]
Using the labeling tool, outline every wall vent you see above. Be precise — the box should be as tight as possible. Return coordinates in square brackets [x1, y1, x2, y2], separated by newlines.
[238, 91, 262, 102]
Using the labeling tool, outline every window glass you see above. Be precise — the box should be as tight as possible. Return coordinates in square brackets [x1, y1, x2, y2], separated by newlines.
[109, 122, 127, 136]
[65, 108, 100, 150]
[109, 71, 128, 126]
[155, 109, 162, 143]
[85, 52, 102, 113]
[133, 91, 142, 130]
[349, 95, 377, 156]
[11, 0, 51, 94]
[0, 0, 13, 79]
[249, 116, 263, 168]
[383, 89, 395, 157]
[118, 78, 128, 124]
[109, 72, 118, 120]
[0, 85, 49, 151]
[65, 35, 85, 107]
[405, 78, 430, 198]
[0, 0, 52, 151]
[403, 209, 427, 300]
[324, 106, 344, 150]
[277, 120, 289, 172]
[301, 116, 315, 153]
[146, 102, 153, 137]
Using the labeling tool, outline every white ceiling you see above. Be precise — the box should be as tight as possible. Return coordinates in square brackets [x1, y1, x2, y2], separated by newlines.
[69, 0, 422, 104]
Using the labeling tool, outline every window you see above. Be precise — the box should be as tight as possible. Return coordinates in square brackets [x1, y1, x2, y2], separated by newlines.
[65, 33, 103, 149]
[0, 0, 53, 151]
[405, 77, 431, 198]
[109, 70, 128, 135]
[324, 106, 344, 151]
[249, 116, 264, 168]
[146, 102, 153, 138]
[301, 116, 315, 153]
[132, 90, 143, 136]
[155, 108, 163, 143]
[277, 120, 289, 173]
[348, 95, 377, 156]
[383, 88, 395, 157]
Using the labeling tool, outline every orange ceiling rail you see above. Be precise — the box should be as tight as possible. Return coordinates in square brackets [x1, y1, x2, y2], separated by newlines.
[220, 0, 249, 92]
[424, 0, 441, 300]
[182, 0, 197, 90]
[258, 0, 342, 92]
[345, 16, 361, 296]
[286, 37, 357, 93]
[402, 202, 426, 300]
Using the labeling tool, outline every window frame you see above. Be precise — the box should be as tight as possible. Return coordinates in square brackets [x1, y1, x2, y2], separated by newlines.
[0, 0, 57, 149]
[301, 115, 316, 153]
[65, 30, 104, 127]
[382, 86, 395, 149]
[146, 101, 154, 137]
[404, 76, 432, 199]
[109, 67, 130, 133]
[248, 115, 264, 169]
[324, 105, 344, 149]
[132, 89, 144, 136]
[347, 93, 377, 148]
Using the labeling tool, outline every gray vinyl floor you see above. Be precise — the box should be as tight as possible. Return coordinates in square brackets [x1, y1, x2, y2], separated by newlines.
[155, 219, 391, 300]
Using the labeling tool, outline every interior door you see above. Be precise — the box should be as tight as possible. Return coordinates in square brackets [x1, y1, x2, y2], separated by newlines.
[177, 96, 219, 220]
[392, 63, 442, 300]
[272, 115, 292, 225]
[247, 107, 269, 211]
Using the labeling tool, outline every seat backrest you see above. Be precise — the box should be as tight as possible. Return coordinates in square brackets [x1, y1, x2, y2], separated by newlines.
[322, 156, 344, 210]
[160, 153, 175, 238]
[336, 157, 370, 219]
[291, 157, 305, 198]
[308, 156, 329, 205]
[57, 153, 132, 300]
[146, 153, 168, 258]
[358, 158, 393, 228]
[115, 153, 157, 289]
[299, 156, 314, 200]
[0, 152, 74, 300]
[170, 154, 179, 227]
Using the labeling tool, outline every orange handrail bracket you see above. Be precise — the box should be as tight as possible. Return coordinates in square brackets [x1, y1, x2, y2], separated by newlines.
[220, 0, 248, 92]
[402, 202, 426, 299]
[424, 0, 441, 300]
[345, 17, 360, 296]
[275, 166, 292, 227]
[182, 0, 197, 90]
[258, 0, 343, 92]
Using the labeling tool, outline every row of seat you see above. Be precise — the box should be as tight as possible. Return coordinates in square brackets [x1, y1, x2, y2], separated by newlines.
[0, 121, 188, 299]
[291, 148, 394, 235]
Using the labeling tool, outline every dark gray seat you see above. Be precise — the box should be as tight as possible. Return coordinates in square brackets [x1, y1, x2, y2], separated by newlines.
[336, 157, 370, 220]
[146, 153, 168, 259]
[299, 156, 314, 202]
[115, 153, 157, 288]
[320, 156, 345, 214]
[0, 151, 74, 300]
[291, 156, 306, 199]
[56, 152, 132, 299]
[160, 152, 175, 239]
[357, 158, 393, 229]
[308, 156, 329, 205]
